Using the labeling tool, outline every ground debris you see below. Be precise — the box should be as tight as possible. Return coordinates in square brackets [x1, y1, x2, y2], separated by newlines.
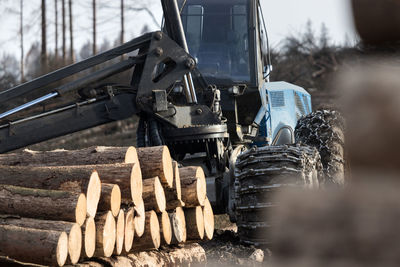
[200, 230, 271, 266]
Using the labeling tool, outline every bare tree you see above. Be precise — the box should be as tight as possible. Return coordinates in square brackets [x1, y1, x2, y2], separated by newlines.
[19, 0, 24, 82]
[54, 0, 58, 61]
[92, 0, 97, 55]
[41, 0, 47, 73]
[120, 0, 124, 45]
[68, 0, 74, 63]
[62, 0, 66, 63]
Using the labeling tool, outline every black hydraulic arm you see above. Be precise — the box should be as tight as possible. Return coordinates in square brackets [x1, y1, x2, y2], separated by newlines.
[0, 33, 153, 108]
[0, 31, 196, 153]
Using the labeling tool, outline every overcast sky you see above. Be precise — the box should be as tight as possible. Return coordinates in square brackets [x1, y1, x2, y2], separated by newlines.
[0, 0, 358, 59]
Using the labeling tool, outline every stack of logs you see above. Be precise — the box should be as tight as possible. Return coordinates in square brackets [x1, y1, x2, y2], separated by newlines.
[0, 146, 214, 266]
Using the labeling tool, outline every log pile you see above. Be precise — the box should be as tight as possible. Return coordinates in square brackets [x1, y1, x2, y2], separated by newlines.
[0, 146, 213, 266]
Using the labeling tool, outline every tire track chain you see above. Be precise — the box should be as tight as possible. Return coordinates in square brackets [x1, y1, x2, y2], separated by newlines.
[234, 144, 322, 246]
[295, 109, 345, 186]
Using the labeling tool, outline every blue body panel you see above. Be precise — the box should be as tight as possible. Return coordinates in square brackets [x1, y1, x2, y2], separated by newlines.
[255, 82, 312, 146]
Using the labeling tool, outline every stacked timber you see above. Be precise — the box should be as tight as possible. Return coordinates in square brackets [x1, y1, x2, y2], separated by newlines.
[0, 145, 214, 267]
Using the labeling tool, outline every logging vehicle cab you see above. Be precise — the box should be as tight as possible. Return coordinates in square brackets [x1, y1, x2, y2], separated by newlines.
[0, 0, 344, 246]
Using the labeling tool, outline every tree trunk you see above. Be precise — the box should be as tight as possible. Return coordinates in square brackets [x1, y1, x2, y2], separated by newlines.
[0, 185, 86, 226]
[98, 183, 121, 217]
[184, 206, 204, 241]
[0, 225, 68, 266]
[131, 210, 160, 250]
[74, 243, 206, 267]
[94, 211, 116, 258]
[81, 216, 96, 259]
[142, 177, 166, 213]
[120, 0, 124, 45]
[169, 207, 186, 244]
[0, 217, 81, 264]
[124, 207, 135, 253]
[180, 167, 206, 207]
[0, 146, 141, 176]
[41, 0, 47, 73]
[158, 211, 172, 245]
[62, 0, 66, 63]
[54, 0, 58, 61]
[165, 161, 182, 210]
[203, 197, 214, 240]
[134, 198, 145, 237]
[20, 0, 24, 82]
[137, 146, 173, 187]
[114, 210, 125, 256]
[0, 165, 100, 218]
[92, 0, 97, 55]
[68, 0, 74, 63]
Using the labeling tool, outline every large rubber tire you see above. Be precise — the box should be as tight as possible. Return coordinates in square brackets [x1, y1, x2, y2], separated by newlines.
[295, 110, 345, 186]
[234, 144, 322, 246]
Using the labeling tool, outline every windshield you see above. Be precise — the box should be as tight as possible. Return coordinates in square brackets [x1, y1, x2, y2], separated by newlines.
[181, 0, 251, 83]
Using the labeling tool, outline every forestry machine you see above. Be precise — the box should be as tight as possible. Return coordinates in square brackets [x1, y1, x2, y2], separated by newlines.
[0, 0, 344, 245]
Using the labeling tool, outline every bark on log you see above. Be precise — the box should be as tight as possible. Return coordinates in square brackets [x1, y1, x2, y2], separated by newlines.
[0, 166, 100, 218]
[0, 163, 142, 210]
[203, 197, 215, 240]
[114, 210, 125, 256]
[81, 216, 96, 259]
[142, 177, 166, 213]
[0, 224, 68, 266]
[134, 198, 145, 238]
[180, 167, 206, 207]
[73, 243, 206, 267]
[184, 206, 204, 241]
[0, 185, 87, 226]
[98, 183, 121, 217]
[124, 207, 135, 253]
[94, 211, 116, 258]
[0, 217, 81, 264]
[0, 146, 138, 166]
[170, 207, 187, 244]
[132, 210, 160, 250]
[158, 211, 172, 245]
[165, 161, 182, 210]
[137, 146, 173, 187]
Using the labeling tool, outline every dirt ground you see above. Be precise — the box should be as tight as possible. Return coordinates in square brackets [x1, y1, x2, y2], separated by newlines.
[200, 215, 271, 267]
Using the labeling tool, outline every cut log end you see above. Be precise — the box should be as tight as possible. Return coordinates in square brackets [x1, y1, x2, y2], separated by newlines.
[161, 146, 174, 187]
[150, 210, 161, 249]
[125, 146, 140, 165]
[110, 185, 121, 217]
[180, 166, 207, 207]
[143, 177, 166, 213]
[83, 217, 96, 259]
[196, 177, 206, 206]
[170, 207, 187, 244]
[115, 210, 125, 255]
[124, 208, 135, 253]
[95, 211, 116, 258]
[75, 194, 87, 227]
[159, 211, 172, 245]
[137, 146, 173, 188]
[173, 161, 182, 200]
[56, 231, 69, 267]
[131, 163, 143, 206]
[134, 198, 146, 237]
[68, 223, 82, 264]
[86, 171, 101, 218]
[203, 198, 215, 240]
[132, 210, 160, 250]
[185, 206, 204, 240]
